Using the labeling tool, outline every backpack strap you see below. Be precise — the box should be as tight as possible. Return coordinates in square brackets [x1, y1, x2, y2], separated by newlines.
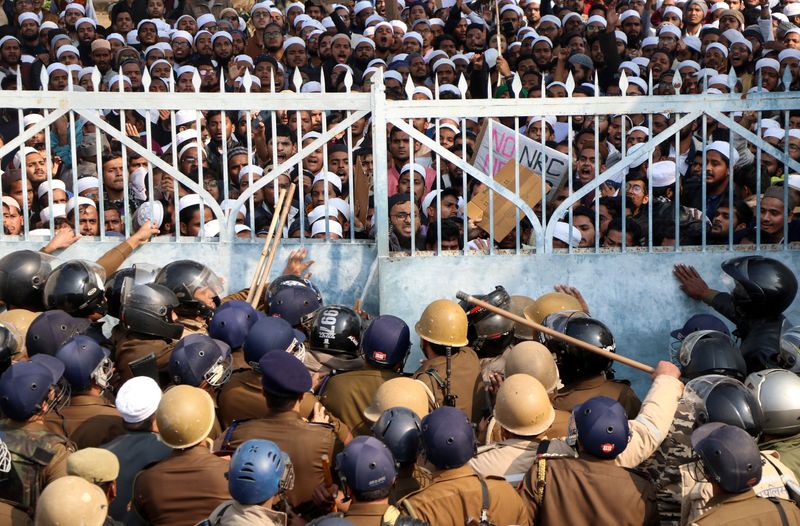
[476, 474, 495, 526]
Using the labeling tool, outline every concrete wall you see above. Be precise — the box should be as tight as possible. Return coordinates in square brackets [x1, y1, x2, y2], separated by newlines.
[378, 248, 800, 398]
[5, 238, 799, 397]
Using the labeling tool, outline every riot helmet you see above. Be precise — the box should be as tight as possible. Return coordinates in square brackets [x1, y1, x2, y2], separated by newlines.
[0, 250, 55, 311]
[504, 341, 560, 393]
[460, 286, 514, 356]
[155, 385, 216, 448]
[691, 423, 762, 494]
[308, 305, 362, 357]
[43, 260, 107, 317]
[509, 295, 536, 340]
[0, 354, 69, 420]
[540, 311, 614, 384]
[54, 336, 114, 391]
[154, 260, 224, 319]
[677, 330, 747, 381]
[745, 369, 800, 436]
[35, 476, 108, 526]
[360, 315, 411, 369]
[721, 256, 798, 317]
[169, 334, 232, 388]
[372, 406, 422, 465]
[269, 286, 322, 327]
[266, 274, 323, 307]
[524, 291, 583, 325]
[419, 406, 476, 469]
[26, 310, 90, 357]
[684, 375, 764, 437]
[415, 299, 468, 348]
[335, 436, 396, 500]
[105, 264, 160, 319]
[0, 309, 39, 359]
[778, 325, 800, 373]
[227, 439, 294, 505]
[494, 374, 555, 437]
[571, 396, 630, 459]
[244, 316, 306, 367]
[209, 300, 259, 349]
[119, 283, 183, 340]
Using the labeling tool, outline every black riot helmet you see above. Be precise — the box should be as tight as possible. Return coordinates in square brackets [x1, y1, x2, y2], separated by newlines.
[120, 283, 184, 340]
[0, 250, 55, 311]
[685, 375, 764, 438]
[266, 274, 323, 305]
[721, 256, 798, 317]
[105, 264, 160, 319]
[43, 260, 107, 318]
[540, 311, 614, 385]
[154, 260, 224, 319]
[460, 286, 515, 357]
[677, 330, 747, 381]
[308, 305, 362, 357]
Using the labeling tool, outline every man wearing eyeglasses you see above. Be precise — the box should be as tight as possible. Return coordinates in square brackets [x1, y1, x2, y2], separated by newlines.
[388, 193, 425, 252]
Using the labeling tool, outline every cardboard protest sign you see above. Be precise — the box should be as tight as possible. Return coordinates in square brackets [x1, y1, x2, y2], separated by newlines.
[352, 155, 371, 227]
[467, 160, 543, 242]
[471, 119, 569, 198]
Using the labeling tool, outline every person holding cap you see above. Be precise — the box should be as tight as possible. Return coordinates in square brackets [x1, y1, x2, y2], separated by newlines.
[689, 423, 800, 525]
[102, 376, 172, 522]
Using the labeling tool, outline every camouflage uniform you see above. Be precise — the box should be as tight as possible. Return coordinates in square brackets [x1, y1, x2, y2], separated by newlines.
[640, 397, 695, 526]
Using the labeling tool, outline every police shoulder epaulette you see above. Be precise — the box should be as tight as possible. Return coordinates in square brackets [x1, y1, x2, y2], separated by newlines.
[476, 443, 502, 455]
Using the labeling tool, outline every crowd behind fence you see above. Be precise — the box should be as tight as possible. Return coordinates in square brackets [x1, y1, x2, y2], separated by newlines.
[1, 69, 800, 256]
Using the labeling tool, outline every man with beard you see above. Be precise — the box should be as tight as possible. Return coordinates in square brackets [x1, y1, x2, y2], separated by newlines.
[708, 198, 752, 245]
[17, 13, 45, 56]
[388, 193, 425, 251]
[0, 35, 21, 76]
[89, 39, 113, 75]
[373, 21, 395, 61]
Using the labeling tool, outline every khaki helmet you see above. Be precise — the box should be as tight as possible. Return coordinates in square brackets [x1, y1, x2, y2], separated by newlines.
[156, 385, 216, 449]
[364, 377, 433, 422]
[505, 341, 560, 393]
[509, 295, 536, 340]
[414, 299, 468, 347]
[524, 292, 583, 325]
[35, 475, 108, 526]
[494, 374, 555, 437]
[0, 309, 40, 360]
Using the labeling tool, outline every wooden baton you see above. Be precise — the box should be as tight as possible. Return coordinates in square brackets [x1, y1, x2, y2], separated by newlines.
[247, 187, 288, 306]
[455, 291, 655, 374]
[252, 183, 296, 308]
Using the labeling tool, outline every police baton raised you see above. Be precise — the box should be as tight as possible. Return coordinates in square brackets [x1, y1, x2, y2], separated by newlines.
[247, 186, 289, 306]
[455, 291, 655, 374]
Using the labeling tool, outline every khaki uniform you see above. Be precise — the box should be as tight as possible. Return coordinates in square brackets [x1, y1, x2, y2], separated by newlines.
[45, 393, 126, 449]
[217, 369, 265, 428]
[110, 325, 175, 383]
[552, 374, 642, 418]
[344, 501, 395, 526]
[690, 490, 800, 526]
[521, 454, 659, 526]
[219, 410, 338, 516]
[133, 444, 231, 526]
[319, 368, 401, 436]
[207, 500, 287, 526]
[680, 451, 800, 524]
[389, 465, 429, 504]
[398, 465, 529, 526]
[413, 347, 485, 423]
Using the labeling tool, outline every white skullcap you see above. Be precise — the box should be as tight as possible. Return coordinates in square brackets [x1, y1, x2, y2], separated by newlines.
[421, 190, 440, 217]
[632, 56, 650, 67]
[677, 59, 701, 71]
[313, 172, 343, 192]
[383, 70, 402, 83]
[354, 0, 373, 14]
[649, 160, 677, 187]
[439, 84, 461, 97]
[587, 15, 607, 27]
[64, 2, 85, 13]
[433, 58, 455, 71]
[75, 16, 95, 28]
[707, 140, 740, 165]
[659, 24, 681, 38]
[37, 179, 67, 199]
[23, 113, 44, 128]
[106, 33, 124, 43]
[532, 36, 553, 48]
[76, 177, 100, 194]
[13, 146, 39, 169]
[620, 9, 640, 22]
[391, 20, 407, 33]
[172, 30, 194, 44]
[176, 65, 197, 77]
[116, 376, 162, 423]
[56, 44, 79, 59]
[197, 13, 216, 28]
[413, 86, 433, 99]
[174, 110, 199, 127]
[779, 49, 800, 62]
[65, 196, 96, 216]
[763, 127, 785, 140]
[238, 164, 264, 183]
[705, 42, 728, 58]
[553, 221, 581, 247]
[755, 58, 780, 71]
[211, 30, 232, 44]
[283, 36, 305, 50]
[615, 31, 628, 44]
[2, 196, 20, 211]
[308, 204, 339, 224]
[18, 12, 39, 25]
[403, 31, 423, 45]
[134, 200, 164, 229]
[539, 14, 561, 27]
[663, 5, 683, 18]
[400, 163, 426, 177]
[311, 218, 343, 237]
[39, 204, 67, 223]
[220, 199, 246, 217]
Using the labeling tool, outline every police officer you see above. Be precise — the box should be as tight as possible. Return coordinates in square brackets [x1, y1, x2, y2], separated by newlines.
[133, 385, 230, 525]
[26, 310, 90, 357]
[269, 284, 322, 330]
[674, 256, 798, 372]
[642, 331, 750, 526]
[336, 436, 399, 525]
[747, 369, 800, 479]
[0, 355, 75, 519]
[47, 336, 125, 448]
[470, 374, 561, 483]
[397, 406, 529, 525]
[169, 334, 233, 391]
[508, 294, 536, 342]
[320, 315, 410, 436]
[35, 476, 108, 526]
[0, 308, 40, 360]
[208, 300, 260, 370]
[520, 396, 659, 525]
[372, 407, 425, 503]
[102, 376, 172, 523]
[204, 439, 294, 526]
[216, 316, 306, 427]
[112, 282, 184, 383]
[542, 311, 642, 418]
[43, 261, 112, 346]
[413, 299, 485, 423]
[461, 286, 516, 381]
[363, 377, 433, 424]
[154, 260, 226, 331]
[523, 291, 585, 336]
[218, 351, 338, 519]
[689, 423, 800, 525]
